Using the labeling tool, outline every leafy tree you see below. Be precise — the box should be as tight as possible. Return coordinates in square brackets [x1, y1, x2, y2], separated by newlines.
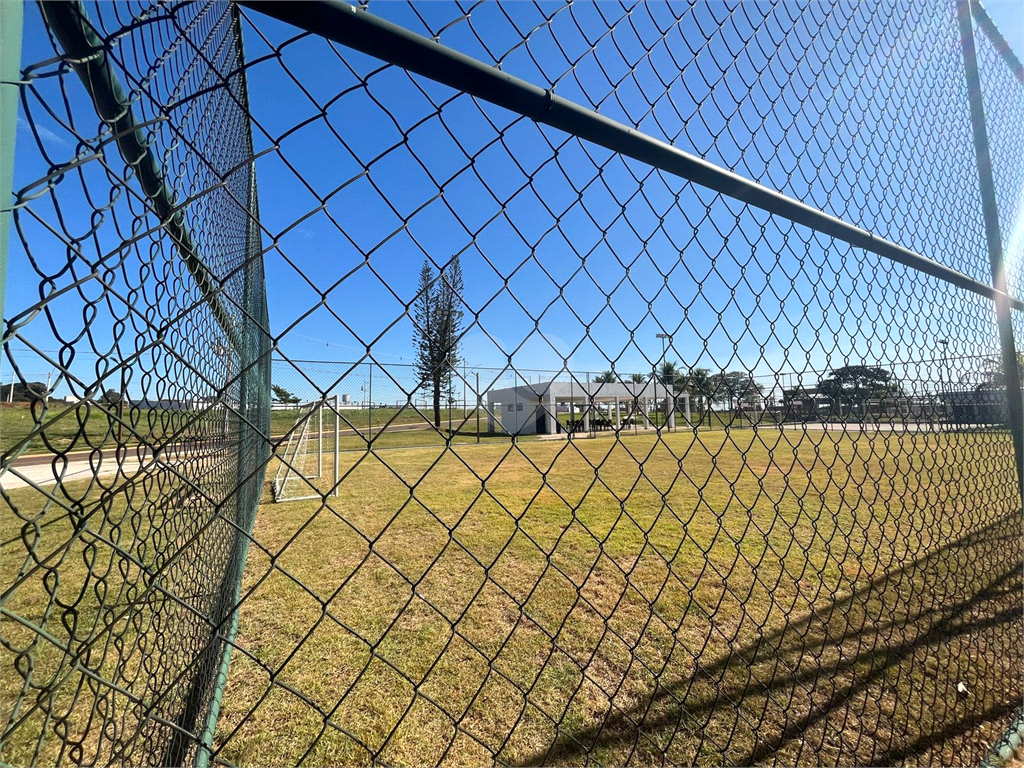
[629, 373, 647, 384]
[782, 385, 818, 420]
[818, 365, 901, 414]
[414, 257, 464, 427]
[101, 389, 124, 405]
[680, 367, 713, 423]
[439, 255, 464, 408]
[594, 370, 617, 384]
[782, 385, 818, 408]
[5, 381, 49, 403]
[976, 352, 1024, 390]
[272, 385, 300, 405]
[657, 361, 683, 418]
[783, 385, 816, 401]
[414, 260, 441, 424]
[734, 374, 765, 408]
[711, 371, 762, 411]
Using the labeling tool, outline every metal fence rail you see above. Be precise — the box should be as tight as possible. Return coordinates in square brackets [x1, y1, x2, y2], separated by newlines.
[2, 0, 1022, 766]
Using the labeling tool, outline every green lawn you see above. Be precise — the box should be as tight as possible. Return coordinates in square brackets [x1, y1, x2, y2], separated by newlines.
[2, 428, 1021, 766]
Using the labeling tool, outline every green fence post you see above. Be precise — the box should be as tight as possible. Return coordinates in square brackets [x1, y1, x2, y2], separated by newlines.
[0, 0, 23, 326]
[956, 0, 1024, 507]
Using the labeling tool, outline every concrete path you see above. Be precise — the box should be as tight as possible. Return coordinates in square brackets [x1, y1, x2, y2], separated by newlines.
[3, 453, 147, 491]
[1, 422, 436, 490]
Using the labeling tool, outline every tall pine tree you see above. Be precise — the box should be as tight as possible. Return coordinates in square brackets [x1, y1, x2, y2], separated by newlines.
[438, 255, 464, 409]
[413, 256, 464, 427]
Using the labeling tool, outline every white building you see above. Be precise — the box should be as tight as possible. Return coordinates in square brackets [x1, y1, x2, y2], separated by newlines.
[485, 380, 690, 436]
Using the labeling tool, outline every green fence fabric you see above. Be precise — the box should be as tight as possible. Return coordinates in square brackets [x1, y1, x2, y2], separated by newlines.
[1, 2, 270, 764]
[3, 1, 1023, 766]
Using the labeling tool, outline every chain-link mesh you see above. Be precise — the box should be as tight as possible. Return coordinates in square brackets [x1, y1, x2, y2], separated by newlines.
[2, 1, 269, 765]
[3, 0, 1023, 765]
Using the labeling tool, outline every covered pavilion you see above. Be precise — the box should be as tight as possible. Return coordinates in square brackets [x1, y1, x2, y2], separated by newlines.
[485, 379, 690, 436]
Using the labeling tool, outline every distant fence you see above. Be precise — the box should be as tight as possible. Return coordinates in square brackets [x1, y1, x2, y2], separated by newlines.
[269, 357, 1021, 450]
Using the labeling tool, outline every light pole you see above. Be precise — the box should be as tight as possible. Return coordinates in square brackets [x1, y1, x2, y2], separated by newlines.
[656, 333, 671, 368]
[213, 343, 232, 439]
[938, 338, 949, 431]
[656, 333, 671, 430]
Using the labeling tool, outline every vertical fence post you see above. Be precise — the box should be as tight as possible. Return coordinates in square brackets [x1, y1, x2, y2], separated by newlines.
[957, 0, 1024, 505]
[0, 0, 22, 329]
[476, 372, 480, 442]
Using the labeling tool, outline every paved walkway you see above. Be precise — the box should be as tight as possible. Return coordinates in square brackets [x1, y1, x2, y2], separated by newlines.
[2, 422, 435, 490]
[3, 453, 147, 490]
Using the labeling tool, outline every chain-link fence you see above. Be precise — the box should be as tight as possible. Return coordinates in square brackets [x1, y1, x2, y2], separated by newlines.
[3, 0, 1023, 765]
[1, 1, 270, 765]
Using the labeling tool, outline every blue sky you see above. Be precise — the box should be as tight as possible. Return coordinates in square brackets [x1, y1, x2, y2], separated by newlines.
[5, 1, 1023, 403]
[984, 1, 1023, 69]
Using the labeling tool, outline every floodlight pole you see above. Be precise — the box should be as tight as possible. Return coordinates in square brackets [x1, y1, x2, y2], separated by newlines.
[334, 394, 339, 496]
[938, 339, 949, 431]
[656, 333, 671, 386]
[656, 333, 672, 432]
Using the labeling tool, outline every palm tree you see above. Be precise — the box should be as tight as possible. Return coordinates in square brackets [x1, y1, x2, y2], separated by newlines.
[594, 370, 617, 384]
[684, 367, 713, 426]
[629, 373, 647, 383]
[659, 361, 680, 388]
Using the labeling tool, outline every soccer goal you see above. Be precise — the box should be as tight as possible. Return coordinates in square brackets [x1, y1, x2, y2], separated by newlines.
[272, 396, 340, 502]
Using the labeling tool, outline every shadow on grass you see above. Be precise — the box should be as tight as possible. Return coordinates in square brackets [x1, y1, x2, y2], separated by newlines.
[519, 509, 1023, 766]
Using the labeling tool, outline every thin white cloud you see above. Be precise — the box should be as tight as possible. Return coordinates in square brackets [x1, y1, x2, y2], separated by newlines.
[17, 115, 69, 148]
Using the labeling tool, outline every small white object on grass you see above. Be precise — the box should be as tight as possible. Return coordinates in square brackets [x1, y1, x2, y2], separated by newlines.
[956, 681, 969, 697]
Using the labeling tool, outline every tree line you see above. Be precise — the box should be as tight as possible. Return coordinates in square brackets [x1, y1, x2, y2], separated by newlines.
[594, 362, 765, 411]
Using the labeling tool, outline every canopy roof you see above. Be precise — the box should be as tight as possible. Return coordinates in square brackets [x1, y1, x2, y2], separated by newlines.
[485, 379, 688, 403]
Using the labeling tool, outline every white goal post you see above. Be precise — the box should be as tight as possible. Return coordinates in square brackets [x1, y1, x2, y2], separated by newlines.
[272, 395, 340, 502]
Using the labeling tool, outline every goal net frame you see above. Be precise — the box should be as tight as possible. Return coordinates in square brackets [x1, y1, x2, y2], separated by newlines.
[272, 396, 340, 502]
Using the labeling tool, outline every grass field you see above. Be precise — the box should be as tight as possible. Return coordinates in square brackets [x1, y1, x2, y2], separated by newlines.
[2, 427, 1021, 766]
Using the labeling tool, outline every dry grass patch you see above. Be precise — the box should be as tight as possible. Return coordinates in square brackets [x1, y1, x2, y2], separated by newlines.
[1, 427, 1019, 765]
[214, 427, 1022, 766]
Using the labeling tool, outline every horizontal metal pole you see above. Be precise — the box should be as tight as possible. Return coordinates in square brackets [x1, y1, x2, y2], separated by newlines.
[41, 0, 243, 351]
[240, 0, 1024, 314]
